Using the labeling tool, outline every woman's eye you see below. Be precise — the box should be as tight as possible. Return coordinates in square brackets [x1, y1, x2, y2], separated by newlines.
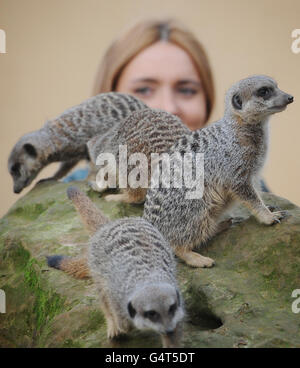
[177, 87, 197, 96]
[133, 87, 152, 96]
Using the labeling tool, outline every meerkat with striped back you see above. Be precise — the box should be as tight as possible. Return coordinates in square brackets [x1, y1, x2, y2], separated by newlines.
[8, 93, 147, 194]
[47, 187, 184, 348]
[143, 75, 294, 268]
[87, 108, 190, 203]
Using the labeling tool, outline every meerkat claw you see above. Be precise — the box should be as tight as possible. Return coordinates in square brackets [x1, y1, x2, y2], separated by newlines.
[269, 210, 286, 225]
[267, 205, 281, 212]
[271, 218, 281, 225]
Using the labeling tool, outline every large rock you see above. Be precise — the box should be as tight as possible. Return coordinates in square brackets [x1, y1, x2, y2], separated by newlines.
[0, 181, 299, 348]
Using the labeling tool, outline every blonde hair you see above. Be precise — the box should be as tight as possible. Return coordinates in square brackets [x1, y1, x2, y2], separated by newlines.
[93, 18, 215, 121]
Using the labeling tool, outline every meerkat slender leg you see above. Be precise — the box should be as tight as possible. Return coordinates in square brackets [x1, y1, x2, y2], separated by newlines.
[173, 220, 231, 268]
[38, 160, 79, 183]
[105, 189, 146, 204]
[53, 160, 80, 179]
[101, 293, 125, 339]
[233, 184, 284, 225]
[104, 192, 133, 203]
[215, 218, 233, 234]
[175, 247, 215, 268]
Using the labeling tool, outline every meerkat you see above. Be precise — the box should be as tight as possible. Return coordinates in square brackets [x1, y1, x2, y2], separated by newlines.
[87, 108, 190, 203]
[47, 187, 184, 347]
[8, 93, 147, 194]
[143, 75, 294, 268]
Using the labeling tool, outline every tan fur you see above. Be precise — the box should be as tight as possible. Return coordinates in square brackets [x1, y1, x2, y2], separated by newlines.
[59, 257, 90, 279]
[67, 187, 108, 234]
[105, 188, 147, 204]
[174, 248, 215, 268]
[100, 291, 129, 338]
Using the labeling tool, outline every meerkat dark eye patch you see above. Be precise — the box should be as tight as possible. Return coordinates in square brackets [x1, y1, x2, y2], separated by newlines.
[256, 86, 273, 100]
[11, 163, 21, 176]
[168, 303, 177, 316]
[23, 143, 37, 158]
[127, 302, 136, 318]
[144, 310, 160, 322]
[232, 94, 242, 110]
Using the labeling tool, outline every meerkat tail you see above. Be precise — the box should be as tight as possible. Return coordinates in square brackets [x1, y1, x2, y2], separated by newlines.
[47, 187, 108, 280]
[67, 186, 109, 234]
[47, 255, 90, 279]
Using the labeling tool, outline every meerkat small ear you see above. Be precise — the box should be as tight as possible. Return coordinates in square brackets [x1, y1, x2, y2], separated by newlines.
[23, 143, 37, 158]
[232, 94, 243, 110]
[127, 302, 136, 319]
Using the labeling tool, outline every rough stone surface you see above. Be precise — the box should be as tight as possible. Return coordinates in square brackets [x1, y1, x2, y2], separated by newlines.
[0, 181, 299, 348]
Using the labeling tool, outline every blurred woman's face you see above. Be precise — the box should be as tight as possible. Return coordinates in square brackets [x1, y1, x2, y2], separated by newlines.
[116, 41, 207, 130]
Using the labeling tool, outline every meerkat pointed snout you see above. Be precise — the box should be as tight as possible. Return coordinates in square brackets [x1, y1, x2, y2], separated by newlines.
[225, 75, 294, 123]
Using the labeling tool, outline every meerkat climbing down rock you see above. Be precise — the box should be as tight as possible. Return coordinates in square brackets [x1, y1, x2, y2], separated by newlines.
[143, 75, 294, 268]
[8, 93, 147, 193]
[87, 108, 190, 203]
[47, 187, 184, 348]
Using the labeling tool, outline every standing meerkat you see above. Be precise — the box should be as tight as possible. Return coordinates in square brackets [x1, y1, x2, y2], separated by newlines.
[8, 93, 147, 194]
[143, 75, 294, 268]
[47, 187, 184, 348]
[87, 108, 190, 203]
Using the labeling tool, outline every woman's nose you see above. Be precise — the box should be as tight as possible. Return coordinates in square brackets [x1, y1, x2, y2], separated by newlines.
[159, 90, 180, 116]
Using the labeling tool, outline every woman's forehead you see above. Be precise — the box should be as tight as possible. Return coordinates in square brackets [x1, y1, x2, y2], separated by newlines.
[120, 42, 201, 83]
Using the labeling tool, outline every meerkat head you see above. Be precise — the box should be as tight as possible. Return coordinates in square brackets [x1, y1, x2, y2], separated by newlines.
[127, 283, 184, 337]
[225, 75, 294, 124]
[8, 133, 44, 193]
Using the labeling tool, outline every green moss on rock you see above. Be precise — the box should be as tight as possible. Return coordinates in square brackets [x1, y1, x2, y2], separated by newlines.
[0, 180, 300, 347]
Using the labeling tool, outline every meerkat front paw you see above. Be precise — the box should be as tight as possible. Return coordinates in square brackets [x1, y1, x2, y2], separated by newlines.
[104, 193, 136, 203]
[267, 206, 289, 223]
[262, 210, 285, 225]
[107, 320, 122, 340]
[176, 250, 215, 268]
[269, 211, 286, 225]
[104, 194, 124, 202]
